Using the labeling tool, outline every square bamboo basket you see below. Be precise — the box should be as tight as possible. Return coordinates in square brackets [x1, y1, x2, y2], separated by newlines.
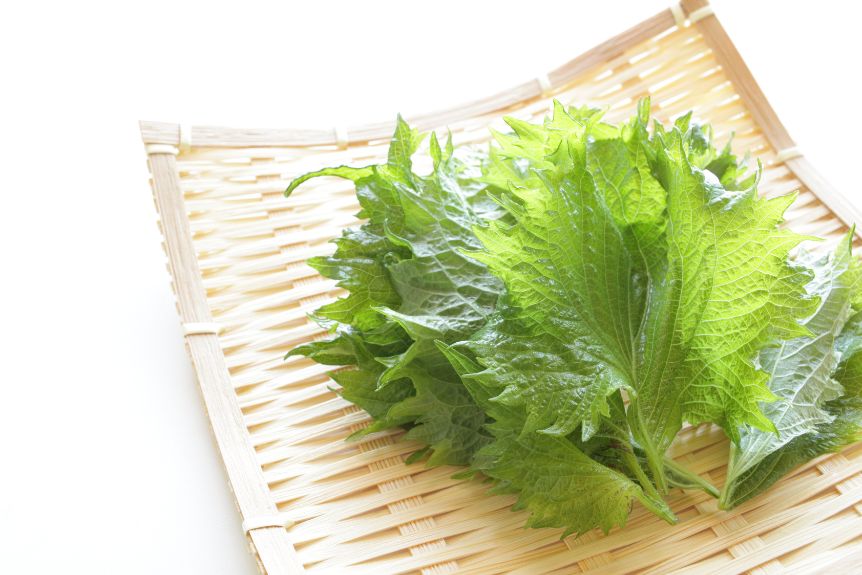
[140, 1, 862, 573]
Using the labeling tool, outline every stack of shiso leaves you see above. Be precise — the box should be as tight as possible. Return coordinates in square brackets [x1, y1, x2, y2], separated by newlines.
[285, 99, 862, 535]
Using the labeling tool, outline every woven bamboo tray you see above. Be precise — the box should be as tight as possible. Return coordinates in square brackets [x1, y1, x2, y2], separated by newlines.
[140, 1, 862, 573]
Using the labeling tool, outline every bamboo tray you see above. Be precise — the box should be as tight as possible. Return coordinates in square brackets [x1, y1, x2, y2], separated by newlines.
[140, 1, 862, 573]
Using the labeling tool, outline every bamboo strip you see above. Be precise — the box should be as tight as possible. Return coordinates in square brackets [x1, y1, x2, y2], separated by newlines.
[147, 152, 304, 573]
[779, 542, 862, 575]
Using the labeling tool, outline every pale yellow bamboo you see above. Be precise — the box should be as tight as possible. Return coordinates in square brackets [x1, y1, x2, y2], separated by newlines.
[147, 152, 304, 574]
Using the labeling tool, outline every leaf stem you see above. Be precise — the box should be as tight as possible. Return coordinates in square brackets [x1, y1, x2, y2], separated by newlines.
[620, 446, 677, 524]
[619, 447, 675, 525]
[664, 457, 719, 498]
[636, 492, 677, 525]
[630, 409, 669, 494]
[717, 443, 740, 509]
[646, 448, 669, 493]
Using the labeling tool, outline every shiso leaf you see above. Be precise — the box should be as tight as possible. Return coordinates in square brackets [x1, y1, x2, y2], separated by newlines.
[721, 233, 862, 507]
[439, 342, 675, 534]
[460, 102, 816, 489]
[287, 116, 505, 465]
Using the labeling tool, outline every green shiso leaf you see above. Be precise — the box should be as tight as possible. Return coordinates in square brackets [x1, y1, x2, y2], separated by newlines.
[285, 100, 860, 534]
[439, 342, 675, 535]
[460, 102, 815, 490]
[721, 233, 862, 507]
[287, 116, 504, 465]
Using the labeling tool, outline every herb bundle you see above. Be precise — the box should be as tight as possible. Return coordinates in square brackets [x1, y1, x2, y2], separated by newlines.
[285, 100, 862, 534]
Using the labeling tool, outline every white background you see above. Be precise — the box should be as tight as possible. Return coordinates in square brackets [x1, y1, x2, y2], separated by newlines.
[0, 1, 858, 573]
